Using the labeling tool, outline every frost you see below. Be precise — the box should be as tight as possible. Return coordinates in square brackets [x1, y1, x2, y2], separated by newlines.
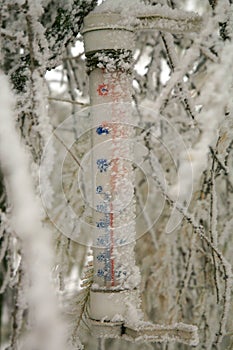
[94, 0, 144, 14]
[1, 0, 233, 349]
[0, 72, 65, 350]
[94, 0, 202, 33]
[111, 313, 124, 322]
[95, 0, 199, 20]
[124, 321, 199, 346]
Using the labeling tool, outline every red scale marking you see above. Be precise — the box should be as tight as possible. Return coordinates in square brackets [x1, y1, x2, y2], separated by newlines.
[97, 84, 109, 96]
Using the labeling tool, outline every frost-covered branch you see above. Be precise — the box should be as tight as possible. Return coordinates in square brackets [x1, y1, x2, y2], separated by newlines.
[0, 72, 65, 350]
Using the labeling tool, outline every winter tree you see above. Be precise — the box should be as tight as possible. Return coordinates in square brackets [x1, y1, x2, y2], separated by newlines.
[0, 0, 233, 349]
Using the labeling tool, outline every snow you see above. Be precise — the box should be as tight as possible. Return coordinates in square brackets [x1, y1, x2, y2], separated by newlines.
[123, 321, 199, 346]
[95, 0, 198, 18]
[0, 72, 65, 350]
[93, 0, 202, 34]
[94, 0, 143, 13]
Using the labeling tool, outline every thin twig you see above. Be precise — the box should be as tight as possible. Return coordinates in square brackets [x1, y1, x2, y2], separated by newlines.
[209, 146, 228, 176]
[209, 152, 220, 304]
[149, 152, 232, 345]
[53, 131, 83, 171]
[160, 32, 198, 125]
[48, 96, 88, 106]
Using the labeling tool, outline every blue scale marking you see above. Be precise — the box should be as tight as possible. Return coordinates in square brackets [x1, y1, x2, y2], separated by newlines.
[96, 159, 109, 172]
[96, 220, 109, 229]
[116, 238, 127, 245]
[96, 185, 103, 193]
[96, 214, 110, 229]
[97, 253, 105, 262]
[95, 193, 127, 281]
[97, 269, 105, 277]
[97, 250, 110, 262]
[97, 268, 111, 281]
[115, 270, 127, 278]
[97, 234, 110, 247]
[95, 184, 114, 282]
[96, 126, 110, 135]
[96, 203, 108, 213]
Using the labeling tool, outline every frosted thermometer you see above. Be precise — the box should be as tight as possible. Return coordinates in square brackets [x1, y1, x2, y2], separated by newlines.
[82, 2, 202, 346]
